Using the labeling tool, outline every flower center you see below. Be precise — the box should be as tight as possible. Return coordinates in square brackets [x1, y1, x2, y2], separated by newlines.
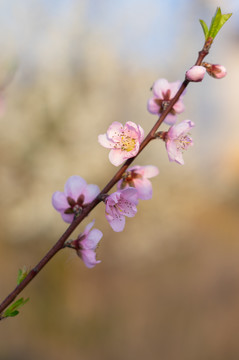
[120, 135, 136, 152]
[64, 194, 85, 216]
[176, 134, 192, 151]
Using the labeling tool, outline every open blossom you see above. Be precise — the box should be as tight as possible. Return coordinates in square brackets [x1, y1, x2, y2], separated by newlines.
[52, 175, 100, 223]
[186, 65, 206, 82]
[117, 165, 159, 200]
[165, 120, 195, 165]
[147, 78, 185, 125]
[105, 188, 138, 232]
[98, 121, 144, 166]
[71, 220, 102, 268]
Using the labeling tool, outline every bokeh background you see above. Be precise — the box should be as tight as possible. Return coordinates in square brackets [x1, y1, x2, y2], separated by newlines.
[0, 0, 239, 359]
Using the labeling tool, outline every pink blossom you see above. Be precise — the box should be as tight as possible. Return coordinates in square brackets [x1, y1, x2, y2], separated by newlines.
[147, 78, 185, 125]
[165, 120, 195, 165]
[71, 220, 102, 268]
[105, 188, 138, 232]
[186, 66, 206, 82]
[117, 165, 159, 200]
[98, 121, 144, 166]
[52, 175, 100, 223]
[203, 63, 227, 79]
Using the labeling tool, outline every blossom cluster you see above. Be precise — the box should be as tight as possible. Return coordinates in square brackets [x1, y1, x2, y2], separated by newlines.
[52, 60, 226, 268]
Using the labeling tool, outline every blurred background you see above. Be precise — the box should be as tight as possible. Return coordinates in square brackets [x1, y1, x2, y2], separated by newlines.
[0, 0, 239, 359]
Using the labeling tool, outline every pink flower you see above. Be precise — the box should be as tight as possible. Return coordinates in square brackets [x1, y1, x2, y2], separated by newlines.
[105, 188, 138, 232]
[52, 175, 100, 223]
[186, 66, 206, 82]
[117, 165, 159, 200]
[147, 78, 185, 125]
[165, 120, 195, 165]
[98, 121, 144, 166]
[203, 62, 227, 79]
[70, 220, 102, 268]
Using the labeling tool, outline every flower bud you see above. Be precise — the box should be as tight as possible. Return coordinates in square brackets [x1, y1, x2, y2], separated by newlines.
[186, 66, 206, 82]
[202, 62, 227, 79]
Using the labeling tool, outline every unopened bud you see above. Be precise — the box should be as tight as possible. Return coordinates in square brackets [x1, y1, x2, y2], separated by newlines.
[186, 66, 206, 82]
[202, 62, 227, 79]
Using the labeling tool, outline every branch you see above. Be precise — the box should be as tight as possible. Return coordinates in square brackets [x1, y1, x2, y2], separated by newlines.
[0, 39, 211, 319]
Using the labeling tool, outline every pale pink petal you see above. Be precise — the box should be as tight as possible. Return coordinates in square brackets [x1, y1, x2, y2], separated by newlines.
[106, 213, 125, 232]
[164, 113, 177, 125]
[83, 184, 100, 203]
[98, 134, 114, 148]
[166, 140, 184, 165]
[121, 188, 138, 204]
[118, 199, 137, 217]
[82, 220, 95, 235]
[173, 100, 185, 114]
[168, 80, 181, 97]
[81, 228, 103, 250]
[52, 191, 68, 211]
[153, 79, 169, 98]
[125, 121, 139, 131]
[62, 212, 75, 223]
[168, 120, 194, 139]
[109, 149, 127, 166]
[124, 123, 140, 140]
[133, 178, 153, 200]
[147, 97, 160, 114]
[106, 192, 120, 207]
[137, 165, 159, 178]
[107, 121, 124, 140]
[137, 124, 145, 143]
[64, 175, 87, 198]
[80, 249, 101, 268]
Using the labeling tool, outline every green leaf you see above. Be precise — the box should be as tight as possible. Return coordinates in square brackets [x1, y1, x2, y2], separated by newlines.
[199, 19, 209, 39]
[17, 267, 29, 285]
[3, 297, 29, 318]
[208, 7, 232, 39]
[199, 7, 232, 41]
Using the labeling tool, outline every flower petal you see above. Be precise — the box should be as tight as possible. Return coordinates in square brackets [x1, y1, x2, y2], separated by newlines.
[166, 140, 184, 165]
[152, 78, 169, 98]
[81, 228, 103, 250]
[121, 188, 138, 204]
[64, 175, 87, 198]
[164, 113, 177, 125]
[98, 134, 115, 148]
[106, 213, 125, 232]
[133, 178, 153, 200]
[147, 97, 160, 114]
[107, 121, 124, 141]
[80, 249, 101, 268]
[118, 199, 137, 217]
[173, 100, 185, 114]
[109, 149, 126, 166]
[82, 220, 95, 236]
[168, 80, 181, 97]
[83, 184, 100, 203]
[168, 120, 194, 139]
[136, 165, 159, 178]
[52, 191, 68, 211]
[61, 212, 75, 223]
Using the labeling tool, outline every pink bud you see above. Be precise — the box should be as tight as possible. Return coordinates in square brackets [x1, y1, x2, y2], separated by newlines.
[186, 66, 206, 82]
[203, 63, 227, 79]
